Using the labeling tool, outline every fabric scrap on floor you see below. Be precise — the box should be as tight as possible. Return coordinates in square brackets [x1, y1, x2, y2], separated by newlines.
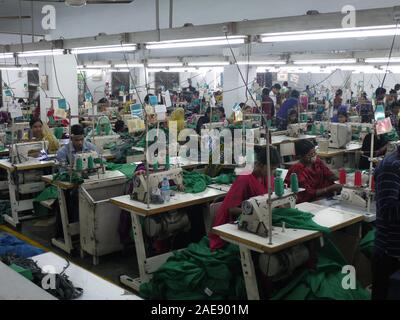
[0, 234, 44, 258]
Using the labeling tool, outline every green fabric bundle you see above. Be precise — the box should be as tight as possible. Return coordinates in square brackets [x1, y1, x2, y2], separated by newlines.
[359, 229, 375, 259]
[271, 238, 370, 300]
[182, 171, 212, 193]
[53, 172, 84, 185]
[139, 237, 246, 300]
[53, 127, 64, 139]
[272, 208, 331, 234]
[34, 186, 58, 202]
[211, 173, 236, 185]
[104, 162, 137, 179]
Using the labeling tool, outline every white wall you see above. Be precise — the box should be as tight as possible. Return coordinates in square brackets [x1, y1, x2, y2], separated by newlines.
[1, 70, 28, 103]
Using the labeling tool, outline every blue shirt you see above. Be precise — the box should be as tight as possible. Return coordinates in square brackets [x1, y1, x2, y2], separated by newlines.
[374, 147, 400, 257]
[56, 140, 98, 164]
[276, 98, 298, 119]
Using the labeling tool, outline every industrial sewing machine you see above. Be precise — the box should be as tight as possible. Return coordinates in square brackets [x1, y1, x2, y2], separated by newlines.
[203, 122, 226, 131]
[11, 141, 48, 164]
[328, 123, 352, 149]
[239, 191, 297, 237]
[73, 151, 102, 172]
[340, 187, 368, 208]
[131, 168, 184, 203]
[287, 123, 308, 138]
[92, 135, 120, 153]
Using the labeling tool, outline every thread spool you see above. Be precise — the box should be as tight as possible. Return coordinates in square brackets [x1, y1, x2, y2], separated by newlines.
[371, 175, 375, 191]
[290, 173, 299, 193]
[76, 158, 83, 171]
[354, 170, 362, 187]
[274, 177, 284, 197]
[339, 169, 347, 185]
[88, 156, 94, 170]
[311, 124, 317, 135]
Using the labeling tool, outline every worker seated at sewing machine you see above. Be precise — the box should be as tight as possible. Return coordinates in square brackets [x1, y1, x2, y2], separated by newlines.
[196, 106, 226, 134]
[328, 122, 352, 149]
[24, 118, 59, 154]
[358, 131, 389, 170]
[209, 145, 281, 250]
[276, 90, 300, 131]
[86, 116, 118, 139]
[285, 140, 342, 204]
[56, 124, 98, 164]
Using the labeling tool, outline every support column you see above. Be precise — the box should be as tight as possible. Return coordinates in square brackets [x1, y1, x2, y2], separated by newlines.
[39, 54, 78, 124]
[223, 65, 257, 118]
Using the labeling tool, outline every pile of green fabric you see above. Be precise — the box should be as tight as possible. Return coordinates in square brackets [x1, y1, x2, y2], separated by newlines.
[271, 238, 370, 300]
[182, 171, 212, 193]
[32, 186, 58, 216]
[359, 229, 375, 259]
[53, 127, 64, 139]
[104, 162, 137, 179]
[211, 173, 236, 185]
[139, 237, 246, 300]
[53, 172, 84, 185]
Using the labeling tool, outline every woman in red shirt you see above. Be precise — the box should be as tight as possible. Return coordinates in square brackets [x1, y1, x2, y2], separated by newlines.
[285, 140, 342, 204]
[209, 146, 281, 250]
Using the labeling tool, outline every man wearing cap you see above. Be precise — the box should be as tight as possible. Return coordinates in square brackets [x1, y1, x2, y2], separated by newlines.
[285, 140, 342, 203]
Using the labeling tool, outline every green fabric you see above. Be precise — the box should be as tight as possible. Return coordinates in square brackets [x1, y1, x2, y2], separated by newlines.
[359, 229, 375, 259]
[271, 238, 370, 300]
[211, 173, 236, 185]
[0, 145, 5, 152]
[105, 162, 137, 179]
[272, 208, 332, 234]
[34, 186, 58, 202]
[10, 264, 34, 281]
[182, 171, 212, 193]
[53, 172, 84, 184]
[139, 237, 246, 300]
[53, 127, 64, 139]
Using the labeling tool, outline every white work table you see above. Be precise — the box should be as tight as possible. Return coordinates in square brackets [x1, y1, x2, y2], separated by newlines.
[212, 203, 364, 300]
[32, 252, 141, 300]
[110, 187, 227, 292]
[256, 134, 317, 147]
[317, 142, 362, 158]
[0, 159, 56, 227]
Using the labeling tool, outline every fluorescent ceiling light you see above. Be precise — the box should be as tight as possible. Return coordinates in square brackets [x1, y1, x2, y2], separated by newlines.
[146, 36, 245, 49]
[293, 59, 356, 65]
[71, 44, 136, 55]
[147, 62, 183, 67]
[365, 57, 400, 64]
[109, 69, 130, 72]
[81, 65, 111, 69]
[261, 25, 399, 42]
[18, 50, 64, 58]
[114, 63, 144, 68]
[188, 62, 229, 66]
[0, 66, 39, 71]
[0, 53, 14, 60]
[237, 61, 286, 65]
[77, 69, 102, 73]
[147, 67, 223, 73]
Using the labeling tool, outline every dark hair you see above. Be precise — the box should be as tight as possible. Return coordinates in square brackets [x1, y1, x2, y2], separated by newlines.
[291, 90, 300, 98]
[115, 120, 125, 132]
[262, 87, 271, 97]
[239, 102, 246, 109]
[392, 101, 400, 110]
[390, 89, 397, 95]
[395, 84, 400, 91]
[283, 81, 289, 87]
[254, 146, 281, 167]
[29, 118, 42, 128]
[335, 89, 343, 96]
[205, 107, 211, 115]
[273, 83, 281, 90]
[217, 106, 225, 117]
[71, 124, 84, 136]
[295, 140, 315, 157]
[144, 94, 154, 105]
[375, 87, 386, 97]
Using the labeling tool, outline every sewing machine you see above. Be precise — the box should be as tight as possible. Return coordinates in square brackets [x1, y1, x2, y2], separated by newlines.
[92, 135, 120, 153]
[387, 140, 400, 154]
[73, 151, 102, 171]
[248, 127, 261, 144]
[239, 191, 297, 237]
[11, 141, 48, 164]
[203, 122, 225, 131]
[340, 187, 368, 207]
[131, 168, 184, 203]
[287, 123, 308, 138]
[329, 123, 352, 149]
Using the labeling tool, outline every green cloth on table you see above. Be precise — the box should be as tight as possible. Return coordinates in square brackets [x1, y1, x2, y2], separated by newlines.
[53, 172, 84, 185]
[105, 162, 137, 179]
[53, 127, 64, 139]
[272, 208, 331, 234]
[139, 237, 246, 300]
[34, 186, 58, 202]
[211, 173, 236, 185]
[359, 229, 375, 259]
[182, 170, 212, 193]
[271, 238, 370, 300]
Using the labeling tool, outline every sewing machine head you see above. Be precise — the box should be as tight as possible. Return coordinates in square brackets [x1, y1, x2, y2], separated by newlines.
[92, 135, 120, 152]
[203, 122, 225, 131]
[73, 151, 101, 171]
[238, 192, 297, 237]
[131, 168, 183, 203]
[11, 141, 48, 164]
[329, 123, 351, 149]
[287, 123, 307, 138]
[340, 188, 367, 208]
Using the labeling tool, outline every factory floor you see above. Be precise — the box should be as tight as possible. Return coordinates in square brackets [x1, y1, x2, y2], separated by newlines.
[1, 215, 140, 294]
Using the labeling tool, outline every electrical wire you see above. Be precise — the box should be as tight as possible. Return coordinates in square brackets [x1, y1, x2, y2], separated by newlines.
[381, 22, 399, 87]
